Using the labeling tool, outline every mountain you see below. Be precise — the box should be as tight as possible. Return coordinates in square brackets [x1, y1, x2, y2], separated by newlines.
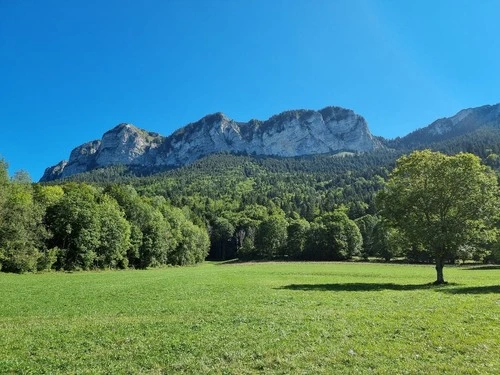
[389, 103, 500, 149]
[40, 106, 383, 181]
[41, 103, 500, 182]
[41, 125, 165, 181]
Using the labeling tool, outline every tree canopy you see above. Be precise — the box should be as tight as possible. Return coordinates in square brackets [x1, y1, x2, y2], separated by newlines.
[377, 150, 499, 283]
[2, 146, 500, 274]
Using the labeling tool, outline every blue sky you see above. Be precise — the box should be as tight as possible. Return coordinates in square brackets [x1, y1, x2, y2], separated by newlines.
[1, 0, 499, 180]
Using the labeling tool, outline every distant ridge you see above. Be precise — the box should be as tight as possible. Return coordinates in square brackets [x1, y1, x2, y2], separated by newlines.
[41, 103, 500, 182]
[389, 103, 500, 149]
[40, 106, 382, 181]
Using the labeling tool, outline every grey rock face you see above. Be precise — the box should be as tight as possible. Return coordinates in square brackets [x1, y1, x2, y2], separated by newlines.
[400, 103, 500, 147]
[40, 106, 383, 181]
[41, 160, 68, 182]
[61, 140, 101, 178]
[157, 107, 381, 166]
[95, 123, 163, 167]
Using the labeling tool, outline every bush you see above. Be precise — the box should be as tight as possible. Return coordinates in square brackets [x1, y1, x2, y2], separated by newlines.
[37, 247, 59, 271]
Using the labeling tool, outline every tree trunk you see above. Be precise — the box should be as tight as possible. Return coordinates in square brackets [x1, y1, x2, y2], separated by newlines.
[434, 257, 446, 284]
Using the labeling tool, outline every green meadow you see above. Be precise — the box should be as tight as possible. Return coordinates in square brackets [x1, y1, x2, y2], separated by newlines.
[0, 262, 498, 374]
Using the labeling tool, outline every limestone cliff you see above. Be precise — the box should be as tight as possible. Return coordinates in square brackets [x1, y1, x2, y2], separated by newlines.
[40, 106, 383, 181]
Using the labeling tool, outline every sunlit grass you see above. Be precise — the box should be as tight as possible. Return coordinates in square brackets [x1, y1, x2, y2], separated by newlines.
[0, 262, 498, 374]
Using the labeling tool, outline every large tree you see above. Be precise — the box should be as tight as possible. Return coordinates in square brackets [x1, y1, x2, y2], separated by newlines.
[377, 150, 498, 284]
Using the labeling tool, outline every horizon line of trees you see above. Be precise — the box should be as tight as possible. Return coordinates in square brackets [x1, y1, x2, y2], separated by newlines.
[1, 149, 500, 274]
[0, 160, 209, 273]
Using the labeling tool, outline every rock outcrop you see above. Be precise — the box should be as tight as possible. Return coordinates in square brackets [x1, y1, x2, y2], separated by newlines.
[41, 106, 383, 181]
[397, 103, 500, 148]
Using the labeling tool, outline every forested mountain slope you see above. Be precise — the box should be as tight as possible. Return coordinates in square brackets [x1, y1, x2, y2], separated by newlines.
[47, 103, 500, 262]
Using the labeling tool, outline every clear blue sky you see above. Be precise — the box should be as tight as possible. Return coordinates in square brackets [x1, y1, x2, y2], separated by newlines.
[1, 0, 499, 180]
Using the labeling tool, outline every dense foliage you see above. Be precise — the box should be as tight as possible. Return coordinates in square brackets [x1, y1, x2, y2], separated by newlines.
[3, 123, 500, 273]
[0, 161, 209, 272]
[377, 150, 499, 283]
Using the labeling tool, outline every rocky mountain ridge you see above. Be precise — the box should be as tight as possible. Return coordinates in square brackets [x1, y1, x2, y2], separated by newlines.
[41, 103, 500, 182]
[391, 103, 500, 149]
[41, 106, 382, 181]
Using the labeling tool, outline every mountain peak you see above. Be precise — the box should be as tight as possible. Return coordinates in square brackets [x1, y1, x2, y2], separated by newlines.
[111, 122, 135, 130]
[197, 112, 231, 126]
[41, 105, 383, 181]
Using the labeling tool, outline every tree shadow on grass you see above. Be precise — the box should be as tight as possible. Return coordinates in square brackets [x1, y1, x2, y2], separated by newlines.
[276, 282, 499, 294]
[439, 285, 500, 294]
[277, 283, 445, 292]
[214, 259, 242, 265]
[462, 265, 500, 271]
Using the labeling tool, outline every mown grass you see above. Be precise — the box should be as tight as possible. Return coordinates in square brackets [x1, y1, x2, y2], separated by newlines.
[0, 262, 498, 374]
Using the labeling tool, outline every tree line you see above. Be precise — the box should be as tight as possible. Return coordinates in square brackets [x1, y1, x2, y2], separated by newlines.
[0, 153, 388, 273]
[0, 160, 209, 273]
[2, 146, 500, 274]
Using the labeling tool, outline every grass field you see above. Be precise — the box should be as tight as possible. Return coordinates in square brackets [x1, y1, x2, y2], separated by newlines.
[0, 262, 498, 374]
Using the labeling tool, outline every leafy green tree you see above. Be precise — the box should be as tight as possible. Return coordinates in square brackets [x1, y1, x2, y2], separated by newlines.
[33, 185, 64, 209]
[286, 218, 310, 259]
[0, 159, 8, 185]
[103, 185, 144, 266]
[304, 222, 330, 260]
[330, 209, 362, 258]
[127, 224, 143, 266]
[33, 185, 65, 271]
[371, 221, 405, 261]
[46, 183, 102, 270]
[238, 233, 257, 260]
[169, 218, 209, 265]
[377, 150, 498, 283]
[37, 247, 59, 272]
[255, 215, 288, 258]
[304, 209, 362, 260]
[210, 217, 235, 260]
[486, 237, 500, 263]
[138, 208, 171, 267]
[0, 159, 8, 270]
[105, 185, 172, 267]
[0, 173, 47, 273]
[485, 153, 500, 169]
[162, 205, 209, 266]
[355, 214, 379, 259]
[456, 244, 475, 264]
[96, 194, 131, 268]
[405, 243, 433, 263]
[12, 170, 32, 184]
[234, 220, 258, 260]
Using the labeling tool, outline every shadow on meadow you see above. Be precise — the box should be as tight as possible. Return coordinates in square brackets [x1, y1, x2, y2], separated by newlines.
[439, 285, 500, 294]
[462, 265, 500, 271]
[278, 283, 499, 294]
